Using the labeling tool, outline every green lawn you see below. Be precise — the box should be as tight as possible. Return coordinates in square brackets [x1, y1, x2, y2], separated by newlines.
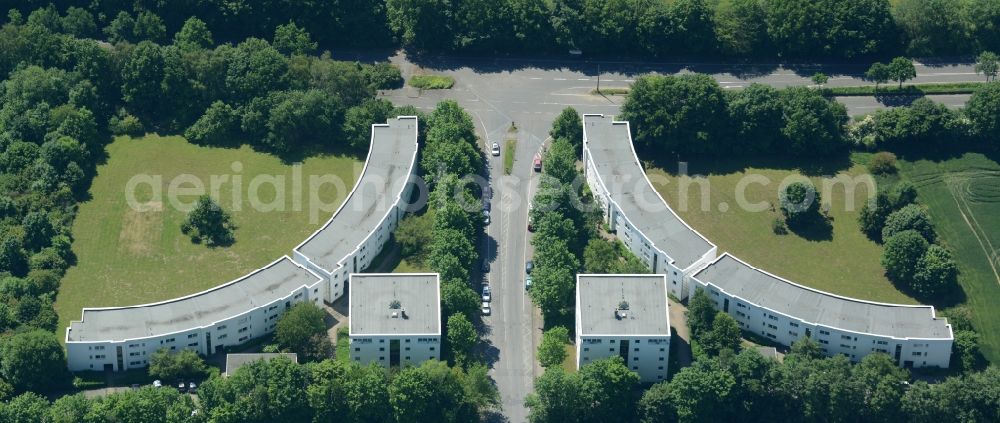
[896, 153, 1000, 362]
[55, 135, 359, 337]
[648, 156, 915, 304]
[504, 140, 516, 175]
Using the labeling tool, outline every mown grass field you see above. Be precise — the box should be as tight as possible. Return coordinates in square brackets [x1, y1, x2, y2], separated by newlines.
[55, 135, 359, 337]
[648, 156, 915, 304]
[897, 153, 1000, 362]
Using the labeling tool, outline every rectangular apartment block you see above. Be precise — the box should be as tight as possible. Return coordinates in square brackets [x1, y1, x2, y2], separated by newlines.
[576, 274, 671, 382]
[349, 273, 441, 368]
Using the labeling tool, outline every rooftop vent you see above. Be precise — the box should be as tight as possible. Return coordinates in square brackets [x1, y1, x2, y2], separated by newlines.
[391, 311, 399, 318]
[614, 309, 628, 320]
[389, 300, 401, 309]
[618, 301, 630, 311]
[401, 309, 408, 319]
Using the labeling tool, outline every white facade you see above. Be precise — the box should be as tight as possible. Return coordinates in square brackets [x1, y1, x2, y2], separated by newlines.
[582, 114, 717, 300]
[348, 335, 440, 368]
[576, 275, 671, 383]
[691, 254, 953, 368]
[576, 335, 671, 383]
[66, 257, 323, 372]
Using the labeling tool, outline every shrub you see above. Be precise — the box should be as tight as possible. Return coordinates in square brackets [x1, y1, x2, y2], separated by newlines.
[362, 62, 404, 90]
[779, 181, 821, 227]
[183, 195, 235, 246]
[109, 112, 144, 137]
[771, 217, 788, 235]
[868, 152, 897, 174]
[881, 230, 929, 284]
[408, 75, 455, 89]
[882, 204, 936, 243]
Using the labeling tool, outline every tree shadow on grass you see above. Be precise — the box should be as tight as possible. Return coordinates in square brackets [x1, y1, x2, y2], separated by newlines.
[647, 150, 856, 178]
[786, 213, 834, 242]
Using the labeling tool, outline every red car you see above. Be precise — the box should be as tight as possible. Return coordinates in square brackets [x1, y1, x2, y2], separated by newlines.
[533, 154, 542, 172]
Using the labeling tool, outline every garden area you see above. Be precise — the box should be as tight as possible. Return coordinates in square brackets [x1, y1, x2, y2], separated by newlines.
[648, 157, 915, 304]
[55, 135, 359, 335]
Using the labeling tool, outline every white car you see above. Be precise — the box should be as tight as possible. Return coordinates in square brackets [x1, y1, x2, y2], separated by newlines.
[482, 302, 491, 315]
[482, 286, 491, 302]
[153, 380, 162, 388]
[483, 210, 490, 225]
[491, 142, 501, 156]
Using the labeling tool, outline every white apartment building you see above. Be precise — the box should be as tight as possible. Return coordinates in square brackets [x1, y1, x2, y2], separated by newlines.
[349, 273, 441, 368]
[65, 256, 323, 372]
[582, 114, 718, 300]
[576, 274, 671, 383]
[691, 254, 953, 368]
[294, 116, 420, 303]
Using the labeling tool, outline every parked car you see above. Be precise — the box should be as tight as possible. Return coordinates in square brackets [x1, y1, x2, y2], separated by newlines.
[491, 142, 501, 156]
[188, 382, 197, 392]
[483, 200, 491, 212]
[482, 302, 491, 315]
[525, 260, 533, 274]
[533, 154, 542, 172]
[525, 275, 532, 290]
[481, 259, 489, 273]
[483, 186, 493, 199]
[130, 384, 140, 390]
[153, 380, 162, 388]
[177, 382, 187, 392]
[482, 286, 491, 302]
[483, 210, 490, 225]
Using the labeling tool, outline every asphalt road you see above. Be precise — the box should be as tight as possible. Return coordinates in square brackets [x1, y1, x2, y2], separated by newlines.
[475, 123, 545, 422]
[378, 52, 981, 423]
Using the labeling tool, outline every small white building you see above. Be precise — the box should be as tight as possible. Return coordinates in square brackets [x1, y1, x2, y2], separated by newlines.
[293, 116, 420, 303]
[576, 274, 671, 383]
[349, 273, 441, 368]
[65, 257, 323, 372]
[582, 114, 718, 300]
[691, 254, 953, 368]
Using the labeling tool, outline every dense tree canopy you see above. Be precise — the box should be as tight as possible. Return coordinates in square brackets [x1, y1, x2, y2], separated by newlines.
[275, 302, 331, 361]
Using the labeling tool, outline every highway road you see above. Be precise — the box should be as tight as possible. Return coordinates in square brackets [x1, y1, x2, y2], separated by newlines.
[378, 52, 981, 423]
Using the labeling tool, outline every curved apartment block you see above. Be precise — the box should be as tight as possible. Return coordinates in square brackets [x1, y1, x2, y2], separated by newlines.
[65, 116, 420, 372]
[294, 116, 419, 302]
[581, 114, 953, 368]
[66, 256, 323, 371]
[582, 114, 718, 301]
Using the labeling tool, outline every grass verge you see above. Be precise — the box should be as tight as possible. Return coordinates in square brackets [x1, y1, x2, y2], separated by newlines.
[55, 135, 359, 338]
[591, 87, 630, 96]
[561, 344, 576, 373]
[822, 82, 985, 96]
[408, 74, 455, 89]
[504, 140, 516, 175]
[897, 153, 1000, 362]
[648, 155, 914, 304]
[335, 327, 350, 363]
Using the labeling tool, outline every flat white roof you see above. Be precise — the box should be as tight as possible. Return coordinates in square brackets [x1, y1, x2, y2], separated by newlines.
[67, 257, 322, 342]
[582, 114, 715, 269]
[693, 254, 952, 339]
[578, 274, 669, 336]
[295, 116, 419, 272]
[349, 273, 440, 336]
